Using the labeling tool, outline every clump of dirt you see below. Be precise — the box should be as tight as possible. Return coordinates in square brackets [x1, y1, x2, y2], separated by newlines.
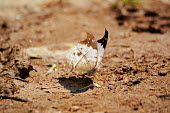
[0, 76, 19, 97]
[97, 54, 170, 88]
[113, 2, 170, 34]
[132, 25, 163, 34]
[0, 32, 34, 98]
[0, 46, 33, 79]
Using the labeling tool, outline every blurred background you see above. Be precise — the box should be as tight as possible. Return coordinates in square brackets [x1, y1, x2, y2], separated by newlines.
[0, 0, 170, 19]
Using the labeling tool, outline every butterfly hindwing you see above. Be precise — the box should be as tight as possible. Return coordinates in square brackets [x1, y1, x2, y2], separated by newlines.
[75, 49, 97, 74]
[66, 46, 84, 69]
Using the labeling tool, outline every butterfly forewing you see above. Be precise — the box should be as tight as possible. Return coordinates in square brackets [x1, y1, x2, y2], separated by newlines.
[96, 29, 108, 68]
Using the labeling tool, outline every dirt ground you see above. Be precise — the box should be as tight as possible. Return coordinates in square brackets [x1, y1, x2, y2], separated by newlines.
[0, 0, 170, 113]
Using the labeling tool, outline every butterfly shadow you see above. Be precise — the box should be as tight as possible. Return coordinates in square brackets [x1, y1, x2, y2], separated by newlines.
[58, 76, 94, 93]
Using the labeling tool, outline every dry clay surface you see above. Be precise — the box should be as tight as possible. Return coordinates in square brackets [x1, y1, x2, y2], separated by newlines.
[0, 0, 170, 113]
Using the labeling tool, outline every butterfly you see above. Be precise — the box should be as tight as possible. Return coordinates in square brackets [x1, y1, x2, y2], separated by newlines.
[66, 29, 108, 76]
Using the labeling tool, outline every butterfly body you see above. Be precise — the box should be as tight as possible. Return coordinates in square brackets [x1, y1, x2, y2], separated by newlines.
[66, 29, 108, 76]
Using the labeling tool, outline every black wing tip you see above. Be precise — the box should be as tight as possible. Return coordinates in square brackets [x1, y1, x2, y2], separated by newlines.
[97, 28, 109, 49]
[104, 28, 108, 39]
[105, 28, 108, 32]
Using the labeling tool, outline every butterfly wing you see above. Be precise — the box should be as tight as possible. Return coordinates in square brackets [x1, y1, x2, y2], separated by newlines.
[96, 29, 108, 68]
[75, 32, 98, 74]
[66, 45, 84, 70]
[75, 46, 97, 74]
[66, 29, 108, 75]
[66, 32, 98, 75]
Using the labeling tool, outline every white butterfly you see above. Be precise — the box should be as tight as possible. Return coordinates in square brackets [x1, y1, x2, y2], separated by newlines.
[66, 29, 108, 76]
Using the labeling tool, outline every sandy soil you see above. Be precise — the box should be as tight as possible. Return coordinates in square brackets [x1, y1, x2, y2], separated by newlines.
[0, 0, 170, 113]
